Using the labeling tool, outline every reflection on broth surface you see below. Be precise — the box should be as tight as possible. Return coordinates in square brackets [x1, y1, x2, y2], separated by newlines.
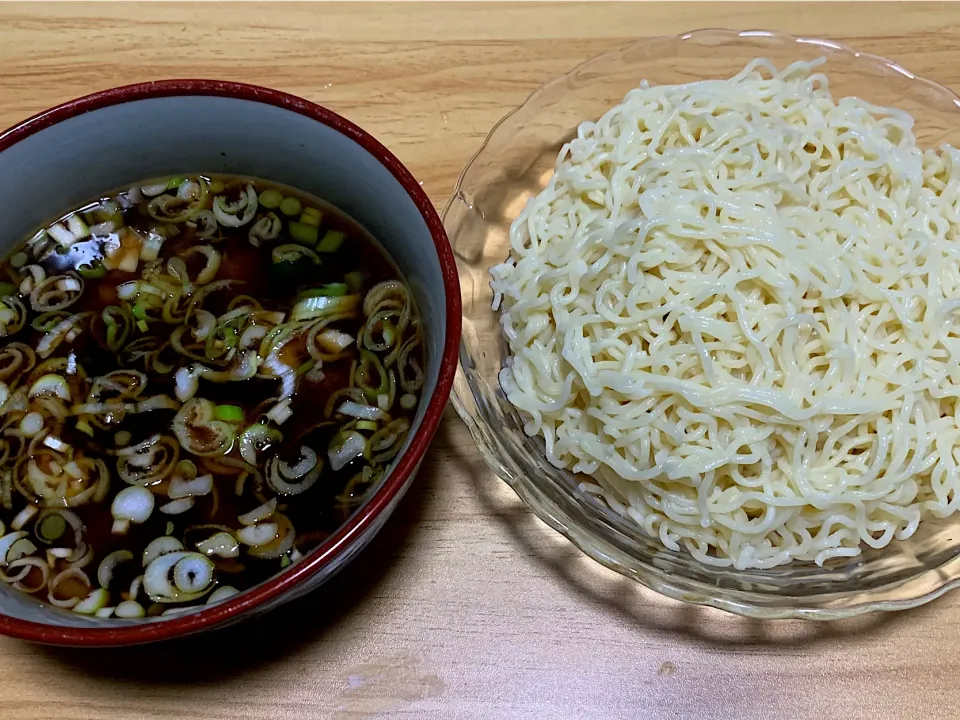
[0, 175, 423, 617]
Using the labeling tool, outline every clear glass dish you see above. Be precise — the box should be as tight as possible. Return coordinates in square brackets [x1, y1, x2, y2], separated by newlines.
[443, 29, 960, 619]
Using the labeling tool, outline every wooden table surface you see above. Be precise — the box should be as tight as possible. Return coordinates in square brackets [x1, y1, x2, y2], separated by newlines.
[2, 2, 960, 719]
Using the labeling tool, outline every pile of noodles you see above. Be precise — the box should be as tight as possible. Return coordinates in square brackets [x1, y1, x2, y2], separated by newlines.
[491, 58, 960, 569]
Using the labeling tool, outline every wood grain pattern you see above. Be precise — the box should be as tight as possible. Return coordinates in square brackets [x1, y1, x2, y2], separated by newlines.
[2, 3, 960, 719]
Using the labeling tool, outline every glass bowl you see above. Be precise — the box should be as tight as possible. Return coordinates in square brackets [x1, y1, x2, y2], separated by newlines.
[443, 29, 960, 620]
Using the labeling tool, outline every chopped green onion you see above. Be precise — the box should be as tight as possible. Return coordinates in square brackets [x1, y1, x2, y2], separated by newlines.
[279, 197, 302, 217]
[131, 303, 148, 321]
[259, 189, 283, 209]
[102, 306, 130, 352]
[116, 281, 139, 301]
[37, 513, 67, 543]
[29, 374, 72, 401]
[345, 272, 364, 293]
[272, 243, 320, 266]
[93, 200, 120, 223]
[32, 311, 69, 332]
[77, 262, 107, 279]
[238, 423, 283, 465]
[214, 404, 245, 423]
[299, 207, 323, 227]
[259, 323, 294, 357]
[0, 282, 15, 296]
[162, 298, 183, 324]
[74, 588, 111, 615]
[47, 222, 75, 247]
[66, 214, 90, 241]
[299, 283, 348, 298]
[289, 221, 319, 245]
[317, 230, 347, 253]
[290, 294, 361, 322]
[76, 420, 94, 437]
[356, 350, 389, 399]
[204, 316, 242, 362]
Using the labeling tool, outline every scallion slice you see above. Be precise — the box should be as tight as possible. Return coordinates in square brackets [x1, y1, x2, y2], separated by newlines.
[272, 243, 320, 266]
[279, 197, 302, 217]
[37, 513, 67, 543]
[317, 230, 347, 253]
[214, 404, 245, 423]
[77, 262, 107, 279]
[299, 283, 348, 298]
[289, 221, 319, 246]
[259, 189, 283, 209]
[299, 207, 323, 227]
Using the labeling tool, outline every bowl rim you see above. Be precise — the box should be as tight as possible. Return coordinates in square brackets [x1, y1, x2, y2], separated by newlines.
[444, 28, 960, 619]
[0, 79, 461, 646]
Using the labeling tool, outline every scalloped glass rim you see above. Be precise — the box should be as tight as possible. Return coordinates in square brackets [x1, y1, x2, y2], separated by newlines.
[443, 29, 960, 620]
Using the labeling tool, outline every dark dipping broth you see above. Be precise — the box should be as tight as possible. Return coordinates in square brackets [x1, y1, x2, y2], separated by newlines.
[0, 175, 424, 618]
